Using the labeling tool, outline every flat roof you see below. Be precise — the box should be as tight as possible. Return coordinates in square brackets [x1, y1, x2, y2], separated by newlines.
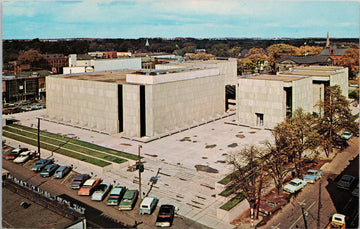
[294, 66, 344, 71]
[58, 70, 135, 83]
[279, 71, 333, 77]
[241, 74, 304, 82]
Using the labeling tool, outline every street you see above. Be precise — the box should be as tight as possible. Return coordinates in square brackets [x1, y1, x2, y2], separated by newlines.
[260, 137, 359, 229]
[2, 145, 210, 229]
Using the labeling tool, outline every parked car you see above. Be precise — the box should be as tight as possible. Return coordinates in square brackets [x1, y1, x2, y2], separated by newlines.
[139, 196, 158, 215]
[303, 170, 323, 184]
[18, 100, 31, 106]
[283, 178, 307, 193]
[341, 131, 353, 140]
[119, 189, 139, 210]
[155, 204, 175, 227]
[106, 186, 127, 205]
[5, 147, 28, 160]
[40, 164, 60, 177]
[71, 174, 91, 190]
[13, 151, 32, 163]
[21, 106, 33, 111]
[31, 104, 45, 110]
[54, 166, 72, 179]
[259, 197, 287, 215]
[337, 175, 356, 190]
[352, 183, 359, 197]
[78, 178, 102, 196]
[91, 182, 112, 201]
[31, 158, 54, 172]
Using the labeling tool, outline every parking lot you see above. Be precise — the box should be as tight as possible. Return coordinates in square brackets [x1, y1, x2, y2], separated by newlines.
[3, 109, 275, 228]
[2, 144, 211, 228]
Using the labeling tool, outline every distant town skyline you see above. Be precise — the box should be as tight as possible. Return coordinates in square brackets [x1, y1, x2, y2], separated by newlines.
[3, 0, 359, 40]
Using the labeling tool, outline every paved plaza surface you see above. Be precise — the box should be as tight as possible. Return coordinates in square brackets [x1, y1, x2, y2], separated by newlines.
[3, 109, 274, 229]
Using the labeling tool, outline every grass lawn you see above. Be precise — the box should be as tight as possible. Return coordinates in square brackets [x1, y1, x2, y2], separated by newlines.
[3, 130, 111, 167]
[8, 123, 138, 160]
[220, 192, 247, 211]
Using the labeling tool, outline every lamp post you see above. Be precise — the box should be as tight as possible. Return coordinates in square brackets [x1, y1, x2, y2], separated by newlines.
[37, 117, 41, 158]
[138, 145, 143, 204]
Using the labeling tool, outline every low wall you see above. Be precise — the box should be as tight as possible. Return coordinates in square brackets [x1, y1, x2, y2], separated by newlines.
[216, 199, 250, 223]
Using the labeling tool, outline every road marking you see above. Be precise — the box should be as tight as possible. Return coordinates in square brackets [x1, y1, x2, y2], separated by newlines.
[289, 200, 316, 229]
[271, 222, 281, 229]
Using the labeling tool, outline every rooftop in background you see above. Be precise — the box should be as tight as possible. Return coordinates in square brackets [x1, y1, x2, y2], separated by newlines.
[241, 74, 304, 82]
[277, 55, 331, 64]
[57, 70, 134, 84]
[293, 66, 346, 72]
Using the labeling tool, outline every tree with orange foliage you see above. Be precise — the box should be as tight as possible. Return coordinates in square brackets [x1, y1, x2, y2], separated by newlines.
[18, 49, 43, 65]
[340, 48, 359, 79]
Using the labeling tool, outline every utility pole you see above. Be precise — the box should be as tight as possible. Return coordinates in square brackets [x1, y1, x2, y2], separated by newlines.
[138, 145, 142, 204]
[299, 201, 308, 229]
[317, 178, 322, 228]
[37, 117, 41, 158]
[255, 156, 264, 219]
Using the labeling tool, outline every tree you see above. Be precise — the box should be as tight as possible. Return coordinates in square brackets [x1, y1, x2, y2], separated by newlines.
[340, 48, 359, 79]
[273, 108, 320, 178]
[317, 86, 358, 156]
[263, 144, 289, 195]
[298, 45, 323, 56]
[244, 48, 267, 73]
[266, 43, 299, 73]
[227, 145, 266, 219]
[18, 49, 43, 65]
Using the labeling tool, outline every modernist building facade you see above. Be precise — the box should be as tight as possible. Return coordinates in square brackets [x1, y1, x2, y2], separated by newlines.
[236, 66, 348, 129]
[46, 67, 225, 137]
[63, 54, 142, 74]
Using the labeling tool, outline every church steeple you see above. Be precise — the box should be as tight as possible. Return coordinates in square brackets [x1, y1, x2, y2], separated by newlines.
[326, 32, 330, 47]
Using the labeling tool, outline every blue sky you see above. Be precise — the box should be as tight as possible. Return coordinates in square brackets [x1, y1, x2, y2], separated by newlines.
[3, 0, 359, 39]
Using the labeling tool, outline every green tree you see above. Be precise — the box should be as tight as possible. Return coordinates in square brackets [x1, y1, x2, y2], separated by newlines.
[273, 108, 320, 178]
[317, 86, 358, 156]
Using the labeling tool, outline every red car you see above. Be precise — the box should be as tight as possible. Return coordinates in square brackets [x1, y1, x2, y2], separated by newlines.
[5, 148, 29, 160]
[258, 197, 287, 216]
[78, 178, 102, 196]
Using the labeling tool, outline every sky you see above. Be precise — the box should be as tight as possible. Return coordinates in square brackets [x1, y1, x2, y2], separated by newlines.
[2, 0, 359, 39]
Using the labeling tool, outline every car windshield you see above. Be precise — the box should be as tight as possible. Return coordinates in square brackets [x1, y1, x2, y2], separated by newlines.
[307, 171, 317, 175]
[341, 176, 353, 182]
[290, 181, 300, 186]
[35, 161, 44, 165]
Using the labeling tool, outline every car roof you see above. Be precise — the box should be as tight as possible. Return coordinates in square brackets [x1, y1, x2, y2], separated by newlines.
[291, 178, 304, 183]
[307, 170, 318, 173]
[141, 196, 156, 205]
[110, 187, 125, 194]
[57, 166, 69, 171]
[83, 179, 96, 186]
[19, 151, 31, 155]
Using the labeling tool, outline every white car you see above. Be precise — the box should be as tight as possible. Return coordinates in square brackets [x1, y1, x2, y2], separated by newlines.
[13, 151, 32, 163]
[91, 183, 112, 201]
[341, 131, 353, 140]
[283, 178, 307, 193]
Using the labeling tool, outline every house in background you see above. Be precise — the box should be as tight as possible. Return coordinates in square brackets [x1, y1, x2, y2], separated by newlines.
[276, 55, 333, 72]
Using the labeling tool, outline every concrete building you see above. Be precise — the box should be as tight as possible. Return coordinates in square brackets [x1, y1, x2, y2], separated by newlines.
[63, 54, 141, 74]
[236, 66, 348, 129]
[3, 75, 45, 103]
[46, 67, 225, 137]
[155, 59, 238, 85]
